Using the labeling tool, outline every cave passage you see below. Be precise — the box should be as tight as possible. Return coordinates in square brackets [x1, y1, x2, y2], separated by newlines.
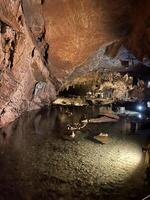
[0, 0, 150, 200]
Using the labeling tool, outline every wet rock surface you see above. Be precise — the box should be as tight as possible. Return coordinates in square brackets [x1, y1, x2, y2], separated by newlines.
[0, 106, 150, 200]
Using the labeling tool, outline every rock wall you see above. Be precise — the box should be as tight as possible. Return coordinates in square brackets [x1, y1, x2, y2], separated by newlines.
[0, 0, 57, 127]
[0, 0, 150, 127]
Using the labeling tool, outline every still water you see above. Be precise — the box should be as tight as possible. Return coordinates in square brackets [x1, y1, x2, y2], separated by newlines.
[0, 105, 150, 200]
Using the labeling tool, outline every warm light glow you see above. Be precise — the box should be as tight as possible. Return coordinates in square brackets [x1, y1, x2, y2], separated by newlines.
[81, 140, 143, 185]
[106, 143, 143, 185]
[118, 146, 142, 166]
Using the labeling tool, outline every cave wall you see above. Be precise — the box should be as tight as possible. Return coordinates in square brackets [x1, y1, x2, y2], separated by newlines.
[0, 0, 150, 127]
[0, 0, 57, 127]
[126, 0, 150, 60]
[42, 0, 133, 80]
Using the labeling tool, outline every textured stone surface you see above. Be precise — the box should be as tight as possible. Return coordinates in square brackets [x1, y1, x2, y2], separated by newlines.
[0, 0, 150, 127]
[42, 0, 133, 80]
[0, 0, 57, 127]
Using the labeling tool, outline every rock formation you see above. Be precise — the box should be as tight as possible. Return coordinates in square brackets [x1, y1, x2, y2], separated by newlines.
[0, 0, 150, 127]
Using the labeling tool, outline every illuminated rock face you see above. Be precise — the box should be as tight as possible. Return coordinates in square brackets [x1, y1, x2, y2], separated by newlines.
[42, 0, 132, 80]
[0, 0, 150, 126]
[0, 0, 57, 127]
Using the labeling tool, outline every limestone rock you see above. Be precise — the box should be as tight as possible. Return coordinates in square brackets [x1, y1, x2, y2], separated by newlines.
[0, 0, 150, 127]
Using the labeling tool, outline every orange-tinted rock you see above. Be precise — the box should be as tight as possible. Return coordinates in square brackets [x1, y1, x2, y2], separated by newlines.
[42, 0, 133, 79]
[0, 0, 150, 127]
[0, 1, 57, 127]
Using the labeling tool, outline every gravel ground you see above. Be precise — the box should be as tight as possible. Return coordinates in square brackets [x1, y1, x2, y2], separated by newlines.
[0, 106, 150, 200]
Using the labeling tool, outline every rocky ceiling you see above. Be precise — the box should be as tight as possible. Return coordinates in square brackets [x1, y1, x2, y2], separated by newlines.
[0, 0, 150, 127]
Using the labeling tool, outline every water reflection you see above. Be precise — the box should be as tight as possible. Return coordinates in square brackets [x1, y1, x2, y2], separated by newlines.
[0, 123, 14, 146]
[0, 105, 150, 200]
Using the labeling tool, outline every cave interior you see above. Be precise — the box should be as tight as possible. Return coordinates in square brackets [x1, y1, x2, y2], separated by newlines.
[0, 1, 150, 200]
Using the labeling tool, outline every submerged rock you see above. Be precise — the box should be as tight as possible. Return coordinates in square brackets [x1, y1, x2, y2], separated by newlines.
[94, 133, 109, 144]
[82, 116, 118, 124]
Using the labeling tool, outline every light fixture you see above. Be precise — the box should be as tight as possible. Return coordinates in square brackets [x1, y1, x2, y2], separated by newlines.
[138, 113, 142, 119]
[137, 105, 143, 111]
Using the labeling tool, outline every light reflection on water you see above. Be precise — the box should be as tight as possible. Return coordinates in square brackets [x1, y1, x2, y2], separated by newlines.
[0, 105, 150, 200]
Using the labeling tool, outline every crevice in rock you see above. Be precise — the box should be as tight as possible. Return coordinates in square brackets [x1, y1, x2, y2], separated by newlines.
[0, 21, 16, 70]
[9, 39, 16, 69]
[0, 108, 5, 115]
[17, 15, 23, 27]
[31, 47, 35, 58]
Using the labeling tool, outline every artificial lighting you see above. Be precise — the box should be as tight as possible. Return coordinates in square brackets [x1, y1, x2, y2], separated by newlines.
[138, 113, 142, 119]
[148, 81, 150, 88]
[137, 105, 143, 111]
[147, 101, 150, 108]
[81, 140, 142, 185]
[118, 145, 142, 168]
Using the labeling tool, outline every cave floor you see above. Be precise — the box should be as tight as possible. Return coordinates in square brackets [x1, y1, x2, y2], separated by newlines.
[0, 105, 150, 200]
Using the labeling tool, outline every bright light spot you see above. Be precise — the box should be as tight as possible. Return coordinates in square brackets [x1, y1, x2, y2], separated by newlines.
[147, 101, 150, 108]
[148, 81, 150, 88]
[137, 105, 143, 111]
[138, 113, 142, 119]
[120, 107, 125, 114]
[119, 147, 142, 166]
[82, 140, 142, 184]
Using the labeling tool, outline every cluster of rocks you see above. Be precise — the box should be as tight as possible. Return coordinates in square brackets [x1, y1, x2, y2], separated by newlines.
[87, 72, 133, 101]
